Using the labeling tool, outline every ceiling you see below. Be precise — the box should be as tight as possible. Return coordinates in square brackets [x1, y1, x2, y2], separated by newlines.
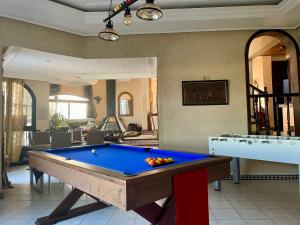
[51, 0, 283, 11]
[3, 47, 157, 86]
[0, 0, 299, 35]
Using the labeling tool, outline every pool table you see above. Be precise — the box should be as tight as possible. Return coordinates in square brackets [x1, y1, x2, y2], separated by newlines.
[29, 144, 231, 225]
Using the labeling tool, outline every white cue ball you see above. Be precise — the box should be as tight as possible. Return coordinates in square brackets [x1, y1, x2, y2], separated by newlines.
[91, 149, 96, 154]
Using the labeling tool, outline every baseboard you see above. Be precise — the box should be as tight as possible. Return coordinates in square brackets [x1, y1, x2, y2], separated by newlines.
[223, 174, 299, 180]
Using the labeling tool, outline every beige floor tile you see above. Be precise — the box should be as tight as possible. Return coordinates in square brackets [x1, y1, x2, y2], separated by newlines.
[244, 220, 276, 225]
[252, 200, 282, 209]
[236, 209, 269, 220]
[211, 209, 241, 220]
[272, 219, 300, 225]
[209, 200, 233, 209]
[209, 219, 218, 225]
[262, 209, 297, 220]
[134, 218, 151, 225]
[80, 218, 108, 225]
[230, 200, 257, 209]
[107, 218, 135, 225]
[275, 201, 300, 209]
[216, 219, 247, 225]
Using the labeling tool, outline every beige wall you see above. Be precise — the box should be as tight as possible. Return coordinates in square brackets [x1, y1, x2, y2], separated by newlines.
[24, 80, 49, 131]
[1, 17, 300, 174]
[251, 56, 274, 126]
[59, 85, 84, 97]
[116, 79, 149, 130]
[0, 17, 84, 58]
[251, 56, 272, 91]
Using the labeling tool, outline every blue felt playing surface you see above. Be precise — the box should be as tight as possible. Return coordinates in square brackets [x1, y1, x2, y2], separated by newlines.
[45, 144, 210, 176]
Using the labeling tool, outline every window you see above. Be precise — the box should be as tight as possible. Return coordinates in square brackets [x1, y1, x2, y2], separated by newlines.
[49, 95, 89, 120]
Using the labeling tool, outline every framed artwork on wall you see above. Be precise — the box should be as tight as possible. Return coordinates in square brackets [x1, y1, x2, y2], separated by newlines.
[182, 80, 229, 105]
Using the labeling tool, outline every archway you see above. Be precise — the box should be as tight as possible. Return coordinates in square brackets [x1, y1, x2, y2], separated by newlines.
[23, 84, 36, 131]
[245, 30, 300, 136]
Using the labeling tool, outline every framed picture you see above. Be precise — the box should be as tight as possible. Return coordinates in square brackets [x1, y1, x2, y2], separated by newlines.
[182, 80, 229, 105]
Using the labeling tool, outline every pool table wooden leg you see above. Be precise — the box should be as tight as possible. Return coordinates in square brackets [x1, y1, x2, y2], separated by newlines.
[35, 188, 108, 225]
[134, 197, 176, 225]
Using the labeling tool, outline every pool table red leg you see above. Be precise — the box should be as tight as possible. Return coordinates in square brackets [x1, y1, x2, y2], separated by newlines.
[134, 168, 209, 225]
[174, 168, 209, 225]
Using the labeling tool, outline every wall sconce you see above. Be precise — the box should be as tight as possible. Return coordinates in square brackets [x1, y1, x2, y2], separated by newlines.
[94, 96, 102, 104]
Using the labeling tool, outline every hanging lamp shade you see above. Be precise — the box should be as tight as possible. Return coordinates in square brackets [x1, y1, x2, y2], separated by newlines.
[98, 20, 120, 41]
[136, 0, 163, 21]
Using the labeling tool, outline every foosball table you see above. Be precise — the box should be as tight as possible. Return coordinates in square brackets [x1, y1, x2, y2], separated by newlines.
[209, 135, 300, 192]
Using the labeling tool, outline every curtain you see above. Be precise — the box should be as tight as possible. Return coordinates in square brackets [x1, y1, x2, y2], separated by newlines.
[2, 78, 24, 163]
[84, 85, 97, 118]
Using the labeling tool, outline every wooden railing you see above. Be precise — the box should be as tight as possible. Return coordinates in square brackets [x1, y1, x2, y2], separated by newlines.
[249, 84, 299, 136]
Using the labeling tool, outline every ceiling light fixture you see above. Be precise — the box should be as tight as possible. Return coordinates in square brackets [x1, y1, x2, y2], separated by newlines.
[98, 19, 120, 41]
[98, 0, 120, 41]
[100, 0, 163, 41]
[123, 7, 132, 26]
[136, 0, 163, 21]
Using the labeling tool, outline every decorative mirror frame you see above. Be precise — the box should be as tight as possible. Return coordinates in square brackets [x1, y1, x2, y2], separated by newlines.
[118, 92, 133, 116]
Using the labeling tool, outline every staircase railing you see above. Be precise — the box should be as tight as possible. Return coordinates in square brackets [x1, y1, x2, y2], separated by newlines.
[249, 84, 270, 135]
[249, 83, 299, 136]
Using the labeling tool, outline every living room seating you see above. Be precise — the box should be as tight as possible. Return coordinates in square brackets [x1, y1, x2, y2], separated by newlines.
[31, 131, 51, 149]
[87, 131, 104, 145]
[51, 132, 71, 149]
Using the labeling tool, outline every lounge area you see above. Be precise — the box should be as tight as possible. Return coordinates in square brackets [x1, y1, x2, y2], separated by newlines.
[1, 1, 300, 225]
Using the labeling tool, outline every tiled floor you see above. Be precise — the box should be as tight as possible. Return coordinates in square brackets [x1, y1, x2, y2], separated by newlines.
[0, 166, 299, 225]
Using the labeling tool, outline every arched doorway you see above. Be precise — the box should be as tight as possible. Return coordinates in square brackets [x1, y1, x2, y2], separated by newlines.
[245, 30, 300, 136]
[23, 84, 36, 131]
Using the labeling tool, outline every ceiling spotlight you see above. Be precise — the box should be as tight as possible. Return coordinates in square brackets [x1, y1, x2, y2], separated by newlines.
[123, 7, 132, 26]
[98, 20, 120, 41]
[136, 0, 163, 21]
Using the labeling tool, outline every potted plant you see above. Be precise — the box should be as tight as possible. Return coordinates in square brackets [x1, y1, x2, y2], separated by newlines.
[49, 112, 69, 130]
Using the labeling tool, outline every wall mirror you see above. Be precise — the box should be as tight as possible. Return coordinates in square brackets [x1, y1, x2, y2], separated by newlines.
[118, 92, 133, 116]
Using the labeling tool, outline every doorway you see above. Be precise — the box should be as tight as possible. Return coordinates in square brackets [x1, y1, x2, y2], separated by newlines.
[245, 30, 300, 136]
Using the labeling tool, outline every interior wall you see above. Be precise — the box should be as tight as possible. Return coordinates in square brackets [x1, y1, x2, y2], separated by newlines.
[24, 80, 49, 131]
[149, 78, 158, 114]
[116, 79, 149, 130]
[1, 17, 300, 175]
[59, 85, 84, 97]
[251, 56, 274, 126]
[0, 17, 84, 58]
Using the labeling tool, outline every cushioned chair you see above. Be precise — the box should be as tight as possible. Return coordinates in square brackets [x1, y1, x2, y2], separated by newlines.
[51, 132, 71, 149]
[87, 131, 104, 145]
[72, 130, 82, 143]
[31, 131, 51, 149]
[30, 131, 51, 193]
